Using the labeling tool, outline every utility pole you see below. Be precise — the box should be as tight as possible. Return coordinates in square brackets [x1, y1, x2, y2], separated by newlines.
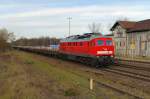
[67, 17, 72, 36]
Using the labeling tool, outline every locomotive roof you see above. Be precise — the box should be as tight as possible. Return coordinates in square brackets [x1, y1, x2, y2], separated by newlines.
[61, 33, 111, 42]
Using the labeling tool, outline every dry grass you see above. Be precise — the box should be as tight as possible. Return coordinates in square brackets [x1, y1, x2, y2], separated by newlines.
[1, 50, 148, 99]
[0, 51, 94, 99]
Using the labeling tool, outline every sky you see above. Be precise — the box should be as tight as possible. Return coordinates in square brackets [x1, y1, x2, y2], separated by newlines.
[0, 0, 150, 39]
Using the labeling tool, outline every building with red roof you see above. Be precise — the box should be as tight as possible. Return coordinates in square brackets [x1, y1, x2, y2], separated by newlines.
[111, 19, 150, 57]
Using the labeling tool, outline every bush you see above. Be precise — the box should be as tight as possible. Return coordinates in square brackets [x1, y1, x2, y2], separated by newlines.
[64, 88, 79, 96]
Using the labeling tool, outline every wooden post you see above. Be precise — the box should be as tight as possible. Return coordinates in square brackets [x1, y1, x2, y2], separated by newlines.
[90, 78, 93, 90]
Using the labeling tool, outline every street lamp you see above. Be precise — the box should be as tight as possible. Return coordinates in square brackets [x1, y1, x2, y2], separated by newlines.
[67, 17, 72, 36]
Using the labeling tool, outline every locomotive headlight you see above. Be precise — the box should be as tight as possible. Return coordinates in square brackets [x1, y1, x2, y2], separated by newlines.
[111, 55, 114, 57]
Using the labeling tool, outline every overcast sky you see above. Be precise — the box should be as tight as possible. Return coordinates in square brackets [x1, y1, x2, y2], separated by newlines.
[0, 0, 150, 39]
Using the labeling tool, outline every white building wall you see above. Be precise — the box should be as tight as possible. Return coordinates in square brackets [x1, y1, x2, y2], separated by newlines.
[112, 25, 150, 57]
[113, 25, 127, 56]
[127, 31, 150, 57]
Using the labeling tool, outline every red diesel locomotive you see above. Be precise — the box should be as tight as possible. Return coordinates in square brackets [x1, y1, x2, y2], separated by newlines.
[59, 33, 115, 66]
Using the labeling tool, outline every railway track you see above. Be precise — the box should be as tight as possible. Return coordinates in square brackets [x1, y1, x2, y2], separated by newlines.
[96, 81, 142, 99]
[17, 47, 150, 81]
[84, 69, 146, 98]
[14, 48, 150, 98]
[103, 60, 150, 83]
[116, 59, 150, 71]
[102, 68, 150, 82]
[117, 59, 150, 64]
[108, 67, 150, 78]
[115, 64, 150, 72]
[17, 47, 150, 83]
[67, 69, 143, 99]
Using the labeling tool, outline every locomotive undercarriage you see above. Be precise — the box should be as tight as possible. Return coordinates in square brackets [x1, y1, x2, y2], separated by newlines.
[60, 53, 114, 67]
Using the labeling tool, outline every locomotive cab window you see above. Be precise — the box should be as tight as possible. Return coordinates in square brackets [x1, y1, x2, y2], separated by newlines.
[97, 40, 104, 46]
[106, 40, 112, 46]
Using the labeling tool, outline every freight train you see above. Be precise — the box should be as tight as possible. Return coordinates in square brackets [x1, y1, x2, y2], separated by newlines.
[14, 33, 115, 67]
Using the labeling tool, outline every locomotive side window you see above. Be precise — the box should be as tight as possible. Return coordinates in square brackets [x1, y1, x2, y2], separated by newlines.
[74, 42, 76, 46]
[106, 40, 112, 45]
[87, 42, 89, 46]
[69, 43, 71, 46]
[97, 40, 104, 46]
[80, 42, 83, 46]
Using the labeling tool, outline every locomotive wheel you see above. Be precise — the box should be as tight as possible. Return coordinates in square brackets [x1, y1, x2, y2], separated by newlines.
[91, 59, 99, 68]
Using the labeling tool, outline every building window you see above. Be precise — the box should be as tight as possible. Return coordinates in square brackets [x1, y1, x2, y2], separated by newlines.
[141, 41, 147, 50]
[122, 41, 125, 47]
[120, 42, 121, 47]
[117, 32, 123, 37]
[148, 34, 150, 42]
[120, 41, 125, 47]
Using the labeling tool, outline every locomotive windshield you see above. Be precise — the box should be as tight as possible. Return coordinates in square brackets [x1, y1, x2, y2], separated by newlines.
[106, 40, 112, 45]
[97, 40, 113, 46]
[97, 40, 104, 46]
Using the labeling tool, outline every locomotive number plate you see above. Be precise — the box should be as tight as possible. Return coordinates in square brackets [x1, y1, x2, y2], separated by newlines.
[97, 51, 112, 54]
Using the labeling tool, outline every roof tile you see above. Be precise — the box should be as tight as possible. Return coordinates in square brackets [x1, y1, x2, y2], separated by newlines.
[111, 19, 150, 33]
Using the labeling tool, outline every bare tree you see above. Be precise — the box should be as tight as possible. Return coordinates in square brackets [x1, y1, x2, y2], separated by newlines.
[107, 23, 113, 30]
[88, 22, 102, 33]
[14, 37, 60, 46]
[0, 28, 15, 52]
[106, 23, 114, 35]
[8, 32, 15, 43]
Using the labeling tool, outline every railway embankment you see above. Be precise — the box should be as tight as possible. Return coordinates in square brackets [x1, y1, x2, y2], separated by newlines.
[0, 50, 150, 99]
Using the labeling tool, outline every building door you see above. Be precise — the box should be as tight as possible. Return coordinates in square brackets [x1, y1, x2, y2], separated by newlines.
[141, 41, 147, 56]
